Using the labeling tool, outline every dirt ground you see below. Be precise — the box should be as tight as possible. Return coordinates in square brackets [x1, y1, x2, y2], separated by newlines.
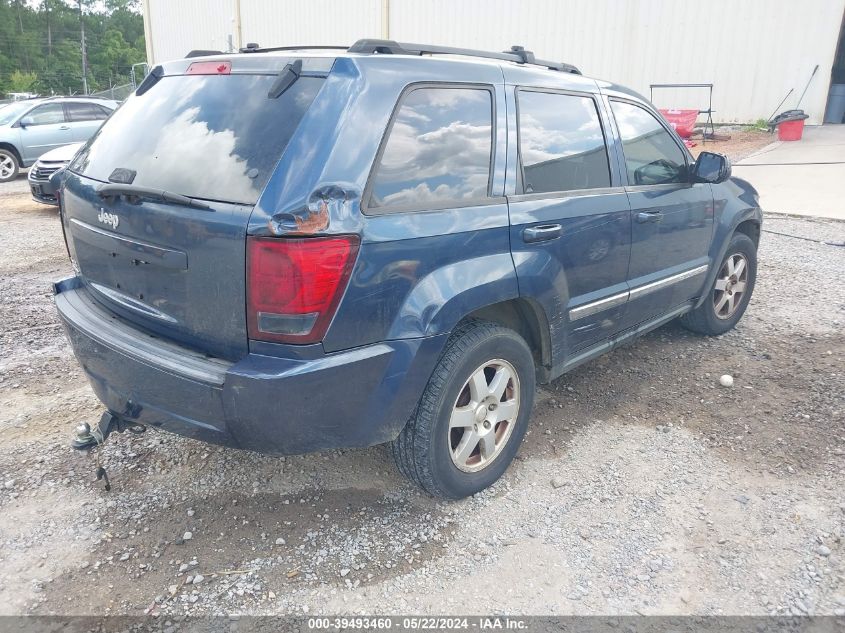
[687, 126, 775, 161]
[0, 174, 843, 618]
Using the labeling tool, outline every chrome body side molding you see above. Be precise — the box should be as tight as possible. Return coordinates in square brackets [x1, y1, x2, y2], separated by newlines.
[569, 264, 708, 322]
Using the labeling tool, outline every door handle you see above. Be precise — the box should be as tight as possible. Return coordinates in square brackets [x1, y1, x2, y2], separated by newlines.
[636, 211, 664, 223]
[59, 125, 70, 130]
[523, 223, 562, 243]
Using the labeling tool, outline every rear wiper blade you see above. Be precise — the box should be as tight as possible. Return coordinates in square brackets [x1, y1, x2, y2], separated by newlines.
[97, 184, 212, 210]
[267, 59, 302, 98]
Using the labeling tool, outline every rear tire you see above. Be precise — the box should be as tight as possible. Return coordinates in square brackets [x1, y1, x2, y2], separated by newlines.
[0, 149, 20, 183]
[391, 320, 535, 499]
[680, 232, 757, 336]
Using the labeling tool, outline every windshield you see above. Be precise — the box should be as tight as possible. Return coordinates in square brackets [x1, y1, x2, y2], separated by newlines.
[69, 73, 325, 205]
[0, 101, 35, 126]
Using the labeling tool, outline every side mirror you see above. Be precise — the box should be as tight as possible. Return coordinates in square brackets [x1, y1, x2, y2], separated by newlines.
[634, 158, 679, 185]
[19, 116, 34, 128]
[692, 151, 731, 184]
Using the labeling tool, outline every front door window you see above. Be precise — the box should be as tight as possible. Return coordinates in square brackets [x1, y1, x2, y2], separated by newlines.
[611, 100, 686, 185]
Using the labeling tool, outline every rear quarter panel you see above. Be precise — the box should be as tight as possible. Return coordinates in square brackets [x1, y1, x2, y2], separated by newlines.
[249, 57, 518, 353]
[327, 205, 518, 350]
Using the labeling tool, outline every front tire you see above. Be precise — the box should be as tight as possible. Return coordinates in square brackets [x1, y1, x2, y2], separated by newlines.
[0, 149, 20, 183]
[391, 320, 536, 499]
[680, 232, 757, 336]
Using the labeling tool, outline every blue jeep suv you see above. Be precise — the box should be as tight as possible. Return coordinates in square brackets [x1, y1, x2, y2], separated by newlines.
[54, 40, 760, 498]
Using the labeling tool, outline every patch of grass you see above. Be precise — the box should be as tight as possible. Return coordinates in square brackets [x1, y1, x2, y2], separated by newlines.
[749, 118, 770, 132]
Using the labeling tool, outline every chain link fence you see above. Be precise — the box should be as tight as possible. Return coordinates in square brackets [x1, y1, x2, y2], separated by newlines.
[3, 63, 147, 104]
[89, 82, 135, 101]
[2, 83, 134, 105]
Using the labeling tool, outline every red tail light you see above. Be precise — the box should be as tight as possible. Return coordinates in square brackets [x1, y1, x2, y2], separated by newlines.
[246, 235, 359, 344]
[186, 61, 231, 75]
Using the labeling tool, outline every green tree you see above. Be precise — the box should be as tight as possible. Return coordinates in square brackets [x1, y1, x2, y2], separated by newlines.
[90, 28, 145, 87]
[8, 69, 37, 92]
[0, 0, 147, 98]
[40, 39, 83, 95]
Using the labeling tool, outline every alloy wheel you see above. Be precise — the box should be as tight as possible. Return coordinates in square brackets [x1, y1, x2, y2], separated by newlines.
[448, 359, 520, 473]
[0, 154, 15, 180]
[713, 253, 748, 319]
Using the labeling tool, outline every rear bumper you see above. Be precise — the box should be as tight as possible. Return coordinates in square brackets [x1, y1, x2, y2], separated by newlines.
[54, 277, 446, 454]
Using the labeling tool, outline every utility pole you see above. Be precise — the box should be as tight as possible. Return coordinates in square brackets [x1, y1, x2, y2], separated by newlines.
[233, 0, 243, 50]
[79, 0, 88, 95]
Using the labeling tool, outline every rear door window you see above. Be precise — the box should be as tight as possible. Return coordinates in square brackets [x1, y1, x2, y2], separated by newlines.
[66, 102, 108, 122]
[69, 73, 325, 205]
[367, 86, 493, 212]
[517, 90, 611, 194]
[611, 100, 687, 185]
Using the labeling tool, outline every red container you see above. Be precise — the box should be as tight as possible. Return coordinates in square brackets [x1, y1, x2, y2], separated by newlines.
[777, 118, 805, 141]
[658, 108, 699, 139]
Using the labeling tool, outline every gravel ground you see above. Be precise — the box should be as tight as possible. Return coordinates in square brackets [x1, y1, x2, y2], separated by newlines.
[0, 183, 843, 618]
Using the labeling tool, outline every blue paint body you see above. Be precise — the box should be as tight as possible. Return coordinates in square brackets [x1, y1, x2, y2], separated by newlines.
[53, 51, 761, 455]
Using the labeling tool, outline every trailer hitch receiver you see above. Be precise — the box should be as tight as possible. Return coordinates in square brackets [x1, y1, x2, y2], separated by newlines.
[71, 411, 145, 450]
[71, 412, 146, 492]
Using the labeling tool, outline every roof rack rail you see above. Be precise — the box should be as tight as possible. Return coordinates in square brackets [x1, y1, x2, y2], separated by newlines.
[239, 42, 349, 54]
[347, 39, 581, 74]
[35, 94, 115, 101]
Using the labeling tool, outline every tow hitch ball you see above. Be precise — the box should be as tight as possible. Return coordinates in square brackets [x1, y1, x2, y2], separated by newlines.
[71, 411, 146, 491]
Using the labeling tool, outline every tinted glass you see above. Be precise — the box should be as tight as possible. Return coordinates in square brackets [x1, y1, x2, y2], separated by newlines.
[70, 74, 324, 204]
[368, 87, 493, 211]
[66, 102, 109, 122]
[26, 103, 66, 125]
[518, 91, 610, 194]
[612, 100, 686, 185]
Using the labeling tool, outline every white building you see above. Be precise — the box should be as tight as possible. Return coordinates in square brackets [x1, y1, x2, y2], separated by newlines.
[141, 0, 845, 125]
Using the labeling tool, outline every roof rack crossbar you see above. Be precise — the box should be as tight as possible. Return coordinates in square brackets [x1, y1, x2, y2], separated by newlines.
[347, 39, 581, 74]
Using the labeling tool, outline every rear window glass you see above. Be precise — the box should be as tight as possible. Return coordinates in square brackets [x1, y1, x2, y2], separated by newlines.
[367, 86, 493, 212]
[69, 74, 324, 204]
[517, 90, 610, 194]
[67, 102, 110, 122]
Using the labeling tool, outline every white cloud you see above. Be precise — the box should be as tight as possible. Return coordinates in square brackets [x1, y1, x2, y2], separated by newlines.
[130, 107, 258, 202]
[373, 91, 493, 206]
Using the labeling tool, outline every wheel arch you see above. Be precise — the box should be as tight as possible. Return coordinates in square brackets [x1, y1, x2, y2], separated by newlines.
[0, 142, 22, 165]
[460, 297, 553, 383]
[734, 218, 761, 248]
[694, 209, 762, 310]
